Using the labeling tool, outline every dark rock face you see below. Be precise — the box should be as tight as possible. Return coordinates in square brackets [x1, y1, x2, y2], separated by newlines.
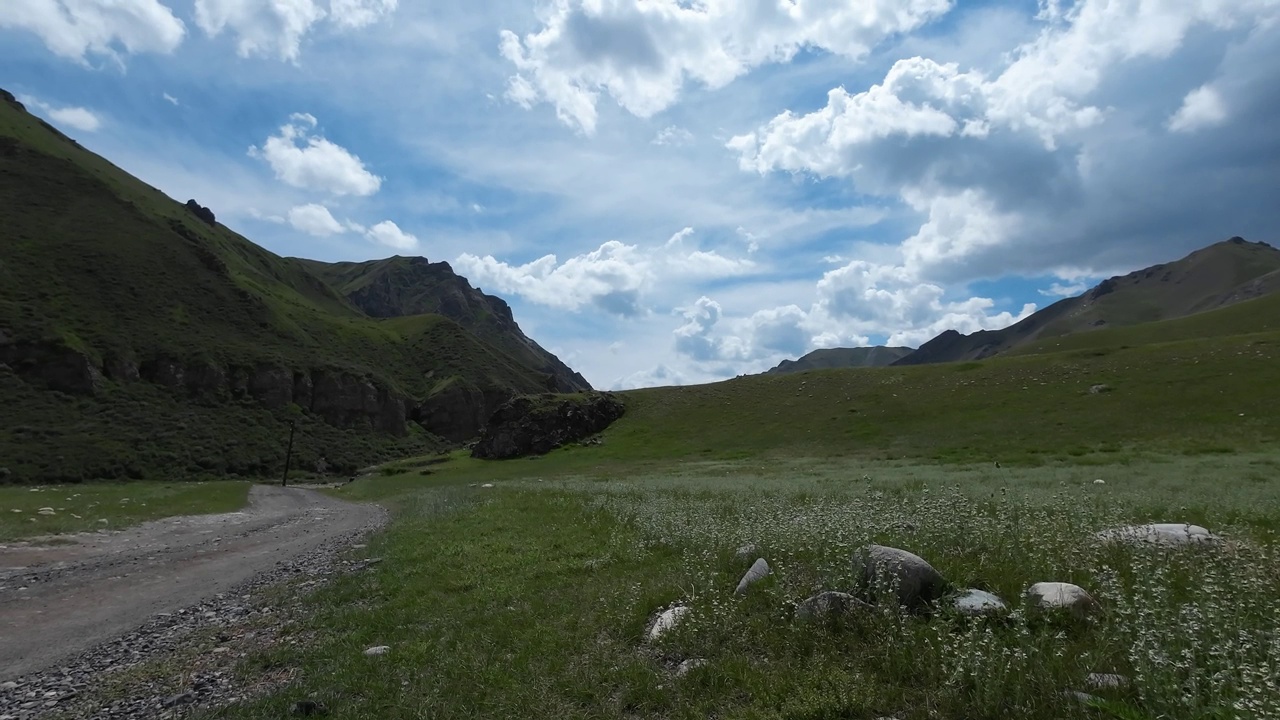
[471, 393, 625, 459]
[415, 380, 511, 443]
[0, 339, 105, 396]
[185, 199, 216, 226]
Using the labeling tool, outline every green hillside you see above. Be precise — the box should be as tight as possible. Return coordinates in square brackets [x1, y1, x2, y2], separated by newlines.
[591, 329, 1279, 467]
[0, 89, 566, 483]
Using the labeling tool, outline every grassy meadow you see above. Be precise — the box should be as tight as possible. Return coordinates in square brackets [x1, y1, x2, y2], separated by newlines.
[195, 447, 1280, 720]
[0, 480, 251, 541]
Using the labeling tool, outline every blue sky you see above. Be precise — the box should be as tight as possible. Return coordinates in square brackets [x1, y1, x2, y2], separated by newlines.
[3, 0, 1278, 390]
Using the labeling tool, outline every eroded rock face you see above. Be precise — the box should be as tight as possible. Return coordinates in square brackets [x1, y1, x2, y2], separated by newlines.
[854, 545, 948, 611]
[416, 381, 511, 442]
[471, 393, 626, 459]
[0, 340, 105, 396]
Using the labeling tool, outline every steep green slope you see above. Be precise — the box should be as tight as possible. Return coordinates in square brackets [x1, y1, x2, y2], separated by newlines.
[0, 89, 555, 483]
[299, 256, 591, 392]
[765, 346, 912, 374]
[896, 237, 1280, 365]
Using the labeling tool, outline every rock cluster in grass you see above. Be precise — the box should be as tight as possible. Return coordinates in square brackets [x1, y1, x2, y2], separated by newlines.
[0, 507, 389, 720]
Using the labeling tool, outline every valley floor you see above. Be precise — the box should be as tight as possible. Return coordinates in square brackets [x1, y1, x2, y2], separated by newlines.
[31, 450, 1275, 720]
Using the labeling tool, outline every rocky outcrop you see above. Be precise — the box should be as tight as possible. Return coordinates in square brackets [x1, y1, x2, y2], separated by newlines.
[0, 337, 105, 396]
[184, 199, 216, 226]
[471, 392, 626, 459]
[414, 378, 512, 442]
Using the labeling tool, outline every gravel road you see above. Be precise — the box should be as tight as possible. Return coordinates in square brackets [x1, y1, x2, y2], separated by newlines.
[0, 484, 380, 682]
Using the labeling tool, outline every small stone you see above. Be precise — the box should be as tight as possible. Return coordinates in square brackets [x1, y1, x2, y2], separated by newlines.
[291, 699, 328, 715]
[675, 658, 708, 677]
[480, 483, 494, 489]
[1, 681, 17, 690]
[1089, 384, 1112, 394]
[37, 507, 55, 515]
[364, 645, 390, 656]
[211, 647, 230, 654]
[647, 606, 691, 642]
[733, 543, 758, 561]
[98, 519, 109, 524]
[734, 558, 771, 595]
[162, 692, 195, 708]
[795, 591, 870, 620]
[1086, 673, 1129, 690]
[1092, 479, 1106, 485]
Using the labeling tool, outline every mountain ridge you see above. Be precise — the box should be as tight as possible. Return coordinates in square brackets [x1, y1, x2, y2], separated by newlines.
[765, 346, 913, 375]
[894, 237, 1280, 366]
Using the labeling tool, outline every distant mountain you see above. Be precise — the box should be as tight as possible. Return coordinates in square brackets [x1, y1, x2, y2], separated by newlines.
[895, 237, 1280, 366]
[297, 256, 590, 393]
[0, 87, 588, 483]
[766, 346, 913, 374]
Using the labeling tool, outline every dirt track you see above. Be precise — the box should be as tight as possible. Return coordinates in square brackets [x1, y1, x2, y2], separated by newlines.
[0, 484, 379, 681]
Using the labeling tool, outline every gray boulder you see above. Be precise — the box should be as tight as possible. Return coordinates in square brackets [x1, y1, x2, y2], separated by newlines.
[733, 543, 759, 561]
[1095, 522, 1219, 547]
[734, 558, 771, 595]
[951, 588, 1008, 616]
[1085, 673, 1129, 690]
[854, 544, 947, 610]
[647, 606, 690, 642]
[1026, 582, 1101, 618]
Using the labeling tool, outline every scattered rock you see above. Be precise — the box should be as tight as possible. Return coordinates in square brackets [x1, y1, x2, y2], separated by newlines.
[161, 692, 195, 708]
[37, 507, 55, 516]
[1092, 479, 1106, 485]
[647, 606, 691, 643]
[951, 588, 1008, 617]
[1095, 523, 1220, 547]
[291, 699, 328, 715]
[795, 591, 870, 621]
[1026, 582, 1101, 618]
[854, 545, 948, 610]
[363, 646, 390, 656]
[1085, 673, 1130, 690]
[733, 543, 758, 561]
[1089, 384, 1112, 394]
[480, 483, 495, 489]
[734, 558, 771, 595]
[675, 658, 707, 677]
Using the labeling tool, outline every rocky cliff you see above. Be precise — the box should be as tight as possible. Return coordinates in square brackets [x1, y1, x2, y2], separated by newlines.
[471, 393, 626, 459]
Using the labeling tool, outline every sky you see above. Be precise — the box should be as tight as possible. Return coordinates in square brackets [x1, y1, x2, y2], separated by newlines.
[2, 0, 1278, 391]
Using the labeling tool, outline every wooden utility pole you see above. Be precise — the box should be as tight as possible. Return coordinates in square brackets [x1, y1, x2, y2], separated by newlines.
[282, 420, 297, 487]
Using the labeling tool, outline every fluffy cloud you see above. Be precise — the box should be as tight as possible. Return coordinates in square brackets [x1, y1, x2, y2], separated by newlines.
[1168, 84, 1228, 133]
[1, 0, 185, 63]
[287, 203, 346, 236]
[455, 228, 755, 317]
[249, 113, 382, 196]
[730, 0, 1280, 283]
[19, 95, 102, 132]
[194, 0, 396, 62]
[652, 125, 694, 146]
[500, 0, 953, 134]
[364, 220, 417, 249]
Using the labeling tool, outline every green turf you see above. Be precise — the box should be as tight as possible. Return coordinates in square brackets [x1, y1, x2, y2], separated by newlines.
[204, 454, 1280, 720]
[0, 479, 250, 541]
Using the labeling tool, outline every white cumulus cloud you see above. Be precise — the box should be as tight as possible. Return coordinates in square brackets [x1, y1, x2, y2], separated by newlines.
[455, 228, 755, 317]
[365, 220, 417, 249]
[500, 0, 954, 134]
[193, 0, 396, 62]
[1, 0, 185, 63]
[1168, 84, 1228, 133]
[250, 113, 382, 196]
[287, 203, 346, 236]
[19, 95, 102, 132]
